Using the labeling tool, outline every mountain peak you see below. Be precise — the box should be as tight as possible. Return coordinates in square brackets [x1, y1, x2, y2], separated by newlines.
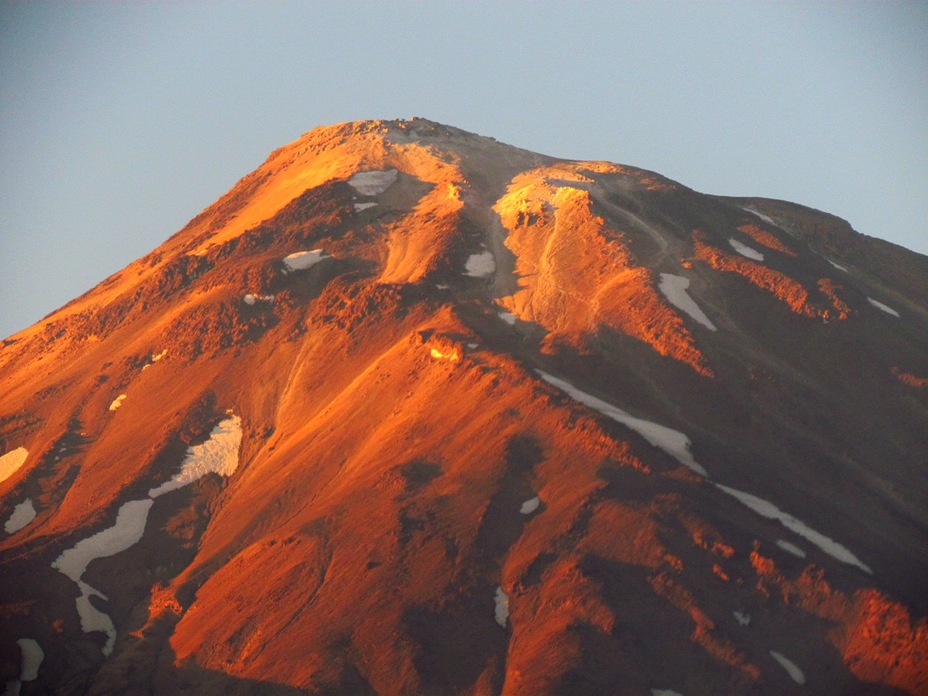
[2, 120, 927, 695]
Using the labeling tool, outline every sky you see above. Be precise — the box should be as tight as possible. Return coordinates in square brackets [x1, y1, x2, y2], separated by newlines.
[1, 1, 926, 339]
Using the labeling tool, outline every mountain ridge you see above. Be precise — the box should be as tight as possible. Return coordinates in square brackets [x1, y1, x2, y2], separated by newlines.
[1, 118, 926, 695]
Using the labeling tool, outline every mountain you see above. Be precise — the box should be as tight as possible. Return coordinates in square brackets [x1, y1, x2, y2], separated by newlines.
[1, 118, 927, 696]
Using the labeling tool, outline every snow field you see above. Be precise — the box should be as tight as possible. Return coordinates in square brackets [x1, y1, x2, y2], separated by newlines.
[464, 251, 496, 277]
[519, 496, 540, 514]
[775, 539, 806, 558]
[494, 586, 509, 627]
[4, 499, 36, 534]
[769, 651, 806, 684]
[497, 311, 516, 325]
[149, 415, 243, 498]
[283, 249, 328, 272]
[867, 297, 900, 317]
[537, 371, 707, 477]
[108, 394, 127, 412]
[52, 414, 244, 656]
[3, 638, 44, 695]
[243, 294, 275, 306]
[658, 273, 717, 331]
[348, 169, 398, 196]
[535, 371, 872, 576]
[0, 447, 28, 484]
[741, 206, 777, 226]
[827, 259, 848, 272]
[716, 485, 871, 574]
[728, 238, 765, 261]
[353, 202, 377, 212]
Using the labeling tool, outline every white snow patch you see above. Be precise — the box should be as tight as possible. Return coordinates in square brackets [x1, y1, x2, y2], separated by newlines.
[16, 639, 43, 681]
[770, 651, 806, 684]
[729, 238, 765, 261]
[435, 284, 450, 290]
[776, 539, 807, 558]
[828, 259, 848, 272]
[4, 499, 36, 534]
[149, 415, 243, 498]
[520, 496, 540, 515]
[0, 447, 28, 484]
[141, 349, 167, 371]
[498, 311, 517, 325]
[467, 342, 478, 349]
[464, 251, 496, 278]
[108, 394, 127, 412]
[733, 610, 751, 627]
[716, 484, 871, 574]
[651, 690, 684, 696]
[283, 249, 328, 272]
[243, 294, 274, 306]
[742, 206, 777, 226]
[52, 498, 155, 655]
[658, 274, 717, 331]
[867, 297, 900, 318]
[353, 202, 377, 212]
[348, 169, 398, 196]
[494, 586, 509, 627]
[537, 371, 707, 477]
[75, 581, 117, 655]
[53, 498, 154, 584]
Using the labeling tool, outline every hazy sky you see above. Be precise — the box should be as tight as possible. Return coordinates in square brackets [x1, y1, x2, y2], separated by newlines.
[2, 1, 926, 339]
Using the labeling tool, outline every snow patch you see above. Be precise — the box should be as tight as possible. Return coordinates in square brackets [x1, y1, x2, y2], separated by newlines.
[828, 259, 848, 272]
[776, 539, 807, 558]
[52, 498, 155, 655]
[537, 371, 707, 477]
[16, 639, 43, 681]
[658, 274, 717, 331]
[353, 202, 377, 212]
[243, 293, 274, 306]
[729, 238, 765, 261]
[733, 610, 751, 627]
[464, 251, 496, 278]
[519, 496, 540, 514]
[148, 415, 243, 498]
[141, 349, 167, 371]
[283, 249, 328, 272]
[348, 169, 398, 196]
[651, 690, 684, 696]
[716, 484, 871, 574]
[867, 297, 900, 318]
[4, 499, 36, 534]
[742, 206, 777, 226]
[53, 499, 154, 585]
[770, 651, 806, 684]
[494, 586, 509, 627]
[498, 311, 516, 325]
[108, 394, 127, 412]
[0, 447, 28, 484]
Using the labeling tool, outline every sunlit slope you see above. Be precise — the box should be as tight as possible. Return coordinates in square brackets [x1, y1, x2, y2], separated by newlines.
[1, 118, 926, 695]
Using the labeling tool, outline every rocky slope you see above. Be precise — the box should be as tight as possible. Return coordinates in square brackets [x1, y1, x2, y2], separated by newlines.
[1, 118, 927, 695]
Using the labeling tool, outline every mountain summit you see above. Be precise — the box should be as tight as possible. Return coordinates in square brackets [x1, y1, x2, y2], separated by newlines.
[2, 118, 927, 695]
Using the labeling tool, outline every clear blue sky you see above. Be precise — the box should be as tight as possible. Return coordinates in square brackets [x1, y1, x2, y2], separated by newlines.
[2, 1, 926, 339]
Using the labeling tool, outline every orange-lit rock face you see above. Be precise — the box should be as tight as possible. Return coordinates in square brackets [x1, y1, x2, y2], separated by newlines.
[1, 119, 927, 696]
[750, 551, 928, 693]
[737, 223, 798, 257]
[496, 169, 712, 376]
[692, 229, 823, 318]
